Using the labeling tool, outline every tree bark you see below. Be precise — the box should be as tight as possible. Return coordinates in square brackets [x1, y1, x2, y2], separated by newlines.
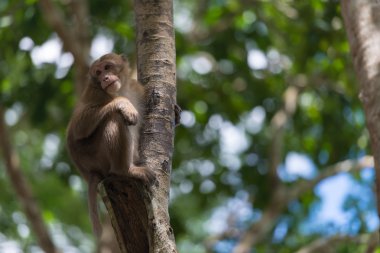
[341, 0, 380, 225]
[134, 0, 178, 252]
[101, 0, 177, 252]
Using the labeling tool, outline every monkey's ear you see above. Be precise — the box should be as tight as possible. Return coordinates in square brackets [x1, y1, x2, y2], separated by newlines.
[120, 54, 128, 62]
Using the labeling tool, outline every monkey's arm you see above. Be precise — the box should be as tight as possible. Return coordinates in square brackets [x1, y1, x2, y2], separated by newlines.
[71, 97, 138, 140]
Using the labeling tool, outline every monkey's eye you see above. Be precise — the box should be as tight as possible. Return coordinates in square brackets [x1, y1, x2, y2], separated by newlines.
[104, 64, 112, 70]
[95, 70, 101, 76]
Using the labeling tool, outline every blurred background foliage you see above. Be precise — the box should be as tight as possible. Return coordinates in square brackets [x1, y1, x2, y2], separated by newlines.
[0, 0, 377, 252]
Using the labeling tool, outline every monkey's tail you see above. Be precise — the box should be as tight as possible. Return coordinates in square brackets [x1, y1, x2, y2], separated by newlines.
[88, 173, 102, 238]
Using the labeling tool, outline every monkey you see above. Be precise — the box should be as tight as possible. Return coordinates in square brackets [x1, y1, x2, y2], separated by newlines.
[66, 53, 155, 238]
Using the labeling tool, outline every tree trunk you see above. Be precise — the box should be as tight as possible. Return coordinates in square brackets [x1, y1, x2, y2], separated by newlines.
[135, 0, 178, 252]
[101, 0, 178, 252]
[341, 0, 380, 224]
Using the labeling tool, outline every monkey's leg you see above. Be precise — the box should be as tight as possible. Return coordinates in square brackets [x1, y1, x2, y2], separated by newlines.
[104, 114, 155, 184]
[123, 130, 155, 183]
[104, 114, 133, 176]
[127, 127, 156, 185]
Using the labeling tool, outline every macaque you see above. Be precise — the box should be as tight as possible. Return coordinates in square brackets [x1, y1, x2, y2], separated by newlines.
[66, 53, 155, 238]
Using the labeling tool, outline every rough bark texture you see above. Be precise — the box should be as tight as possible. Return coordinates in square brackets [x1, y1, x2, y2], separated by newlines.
[135, 0, 177, 252]
[101, 0, 177, 252]
[100, 178, 149, 253]
[341, 0, 380, 223]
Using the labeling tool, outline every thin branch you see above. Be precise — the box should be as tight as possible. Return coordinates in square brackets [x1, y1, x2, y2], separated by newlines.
[232, 79, 306, 253]
[39, 0, 90, 94]
[0, 107, 61, 253]
[295, 234, 374, 253]
[67, 0, 91, 93]
[232, 189, 285, 253]
[289, 155, 374, 201]
[68, 0, 90, 51]
[39, 0, 82, 64]
[268, 84, 302, 189]
[364, 232, 379, 253]
[232, 156, 373, 253]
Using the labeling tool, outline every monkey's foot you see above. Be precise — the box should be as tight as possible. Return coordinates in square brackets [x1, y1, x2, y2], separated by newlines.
[128, 166, 156, 185]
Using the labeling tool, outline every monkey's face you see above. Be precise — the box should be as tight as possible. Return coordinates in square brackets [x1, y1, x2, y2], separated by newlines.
[90, 55, 126, 95]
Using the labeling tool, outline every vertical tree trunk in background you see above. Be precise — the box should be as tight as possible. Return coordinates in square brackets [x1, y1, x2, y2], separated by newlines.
[0, 108, 61, 253]
[341, 0, 380, 223]
[39, 0, 90, 93]
[134, 0, 178, 252]
[68, 0, 91, 93]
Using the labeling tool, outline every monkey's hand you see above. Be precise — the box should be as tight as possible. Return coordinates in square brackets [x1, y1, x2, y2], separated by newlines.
[174, 104, 182, 127]
[117, 99, 139, 125]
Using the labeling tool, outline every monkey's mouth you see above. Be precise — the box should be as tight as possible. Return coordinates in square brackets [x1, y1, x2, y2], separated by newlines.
[104, 81, 116, 89]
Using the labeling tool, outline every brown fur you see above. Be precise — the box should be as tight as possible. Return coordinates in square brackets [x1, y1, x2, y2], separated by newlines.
[66, 53, 155, 238]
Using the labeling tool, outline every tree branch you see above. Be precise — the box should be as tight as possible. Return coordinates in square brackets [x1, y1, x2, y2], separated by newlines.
[289, 155, 374, 201]
[268, 83, 303, 190]
[0, 107, 61, 253]
[295, 233, 375, 253]
[341, 0, 380, 227]
[67, 0, 91, 93]
[100, 178, 149, 253]
[364, 232, 379, 253]
[232, 156, 373, 253]
[38, 0, 90, 94]
[232, 82, 306, 252]
[39, 0, 82, 63]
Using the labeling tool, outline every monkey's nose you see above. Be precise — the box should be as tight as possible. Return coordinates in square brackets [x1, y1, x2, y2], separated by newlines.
[103, 76, 109, 82]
